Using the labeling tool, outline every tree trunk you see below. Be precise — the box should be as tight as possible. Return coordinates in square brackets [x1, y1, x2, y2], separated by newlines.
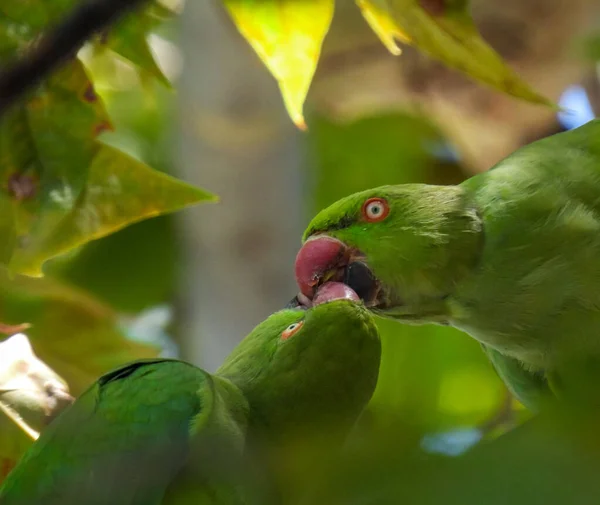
[176, 0, 305, 371]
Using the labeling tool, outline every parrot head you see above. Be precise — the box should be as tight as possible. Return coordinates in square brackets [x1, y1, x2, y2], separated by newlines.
[293, 184, 483, 324]
[218, 284, 380, 440]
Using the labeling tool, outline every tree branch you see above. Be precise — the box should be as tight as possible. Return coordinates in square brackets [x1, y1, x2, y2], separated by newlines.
[0, 0, 151, 117]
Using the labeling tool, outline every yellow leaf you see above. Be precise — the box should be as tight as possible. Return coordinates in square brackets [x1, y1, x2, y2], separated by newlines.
[223, 0, 335, 129]
[356, 0, 409, 55]
[357, 0, 555, 107]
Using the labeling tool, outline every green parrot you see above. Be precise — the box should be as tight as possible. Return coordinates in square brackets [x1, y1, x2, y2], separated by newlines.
[0, 286, 380, 505]
[292, 119, 600, 411]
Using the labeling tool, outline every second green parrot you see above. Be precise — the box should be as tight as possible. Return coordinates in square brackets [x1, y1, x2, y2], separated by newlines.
[293, 119, 600, 410]
[0, 284, 380, 504]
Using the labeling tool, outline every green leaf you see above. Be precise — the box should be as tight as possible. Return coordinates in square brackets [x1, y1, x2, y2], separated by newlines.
[51, 216, 180, 313]
[9, 144, 215, 277]
[223, 0, 334, 129]
[100, 3, 172, 85]
[355, 0, 409, 55]
[356, 0, 554, 107]
[0, 59, 110, 273]
[0, 270, 160, 394]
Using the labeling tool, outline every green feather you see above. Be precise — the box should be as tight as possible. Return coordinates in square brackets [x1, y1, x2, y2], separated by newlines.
[0, 301, 380, 504]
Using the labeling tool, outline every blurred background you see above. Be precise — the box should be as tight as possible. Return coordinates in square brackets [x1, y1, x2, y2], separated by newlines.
[3, 0, 600, 501]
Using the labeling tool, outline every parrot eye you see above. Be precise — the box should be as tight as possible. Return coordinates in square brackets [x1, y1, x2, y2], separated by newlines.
[362, 198, 389, 223]
[281, 321, 304, 340]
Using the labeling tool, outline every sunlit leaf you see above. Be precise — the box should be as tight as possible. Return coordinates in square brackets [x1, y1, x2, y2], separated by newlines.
[0, 271, 160, 394]
[100, 3, 173, 85]
[9, 144, 215, 277]
[0, 59, 109, 272]
[356, 0, 409, 55]
[223, 0, 334, 129]
[356, 0, 554, 107]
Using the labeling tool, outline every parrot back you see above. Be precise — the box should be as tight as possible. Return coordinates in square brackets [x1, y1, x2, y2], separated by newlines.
[0, 359, 249, 505]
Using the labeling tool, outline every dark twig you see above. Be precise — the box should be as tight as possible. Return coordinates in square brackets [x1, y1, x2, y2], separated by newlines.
[0, 0, 151, 117]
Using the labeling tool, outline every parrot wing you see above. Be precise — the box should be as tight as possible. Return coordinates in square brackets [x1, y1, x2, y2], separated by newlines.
[0, 358, 248, 505]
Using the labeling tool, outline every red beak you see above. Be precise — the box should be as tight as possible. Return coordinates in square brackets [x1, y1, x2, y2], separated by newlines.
[294, 236, 348, 299]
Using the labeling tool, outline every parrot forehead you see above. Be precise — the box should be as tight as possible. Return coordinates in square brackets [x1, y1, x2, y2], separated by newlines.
[303, 185, 403, 239]
[262, 309, 305, 332]
[261, 301, 368, 340]
[217, 301, 377, 383]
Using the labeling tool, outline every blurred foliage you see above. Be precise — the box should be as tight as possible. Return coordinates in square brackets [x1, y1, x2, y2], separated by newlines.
[356, 0, 553, 105]
[51, 216, 179, 313]
[583, 32, 600, 61]
[0, 0, 212, 277]
[223, 0, 553, 128]
[305, 406, 600, 505]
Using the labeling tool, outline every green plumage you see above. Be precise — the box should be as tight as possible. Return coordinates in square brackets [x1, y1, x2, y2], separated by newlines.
[0, 300, 380, 504]
[298, 119, 600, 410]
